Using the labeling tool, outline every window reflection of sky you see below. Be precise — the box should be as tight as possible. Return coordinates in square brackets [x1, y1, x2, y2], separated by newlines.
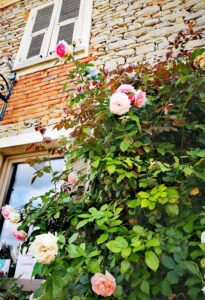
[0, 158, 64, 250]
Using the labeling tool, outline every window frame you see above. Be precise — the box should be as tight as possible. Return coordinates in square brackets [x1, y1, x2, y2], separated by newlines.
[13, 0, 93, 71]
[0, 151, 63, 292]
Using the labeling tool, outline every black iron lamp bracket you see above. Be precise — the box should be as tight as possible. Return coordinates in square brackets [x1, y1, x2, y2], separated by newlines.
[0, 72, 16, 121]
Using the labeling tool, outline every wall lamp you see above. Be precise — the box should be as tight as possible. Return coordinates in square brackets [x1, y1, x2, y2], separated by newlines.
[0, 58, 16, 121]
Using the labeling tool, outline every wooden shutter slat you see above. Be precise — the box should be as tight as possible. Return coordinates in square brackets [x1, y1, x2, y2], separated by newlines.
[32, 4, 54, 33]
[27, 33, 44, 58]
[57, 23, 74, 44]
[59, 0, 81, 22]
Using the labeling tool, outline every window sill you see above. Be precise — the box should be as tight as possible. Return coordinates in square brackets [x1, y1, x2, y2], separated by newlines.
[14, 48, 89, 78]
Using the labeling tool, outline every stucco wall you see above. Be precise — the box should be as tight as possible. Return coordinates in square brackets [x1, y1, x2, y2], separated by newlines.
[0, 0, 205, 138]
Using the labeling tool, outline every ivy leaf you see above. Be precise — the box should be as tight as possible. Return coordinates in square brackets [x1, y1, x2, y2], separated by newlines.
[145, 251, 159, 272]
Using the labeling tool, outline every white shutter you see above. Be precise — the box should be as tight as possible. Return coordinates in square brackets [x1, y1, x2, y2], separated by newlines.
[14, 2, 58, 69]
[49, 0, 92, 55]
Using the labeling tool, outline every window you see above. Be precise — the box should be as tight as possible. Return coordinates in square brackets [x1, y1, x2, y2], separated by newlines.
[0, 156, 64, 291]
[13, 0, 93, 70]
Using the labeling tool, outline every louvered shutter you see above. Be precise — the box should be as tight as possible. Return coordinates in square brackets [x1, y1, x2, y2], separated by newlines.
[26, 4, 54, 59]
[14, 2, 58, 69]
[49, 0, 82, 55]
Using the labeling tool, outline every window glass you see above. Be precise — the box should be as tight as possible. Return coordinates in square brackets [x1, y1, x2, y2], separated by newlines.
[0, 158, 64, 277]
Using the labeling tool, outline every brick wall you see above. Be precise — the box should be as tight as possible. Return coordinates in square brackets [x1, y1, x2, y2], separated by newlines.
[0, 0, 205, 138]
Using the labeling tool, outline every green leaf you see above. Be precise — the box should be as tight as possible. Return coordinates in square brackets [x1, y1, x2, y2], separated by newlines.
[97, 233, 109, 244]
[68, 233, 78, 244]
[87, 259, 101, 273]
[187, 287, 200, 300]
[182, 261, 199, 275]
[54, 211, 60, 219]
[146, 238, 160, 248]
[120, 140, 129, 152]
[161, 279, 172, 296]
[145, 251, 159, 272]
[140, 280, 150, 295]
[107, 165, 116, 175]
[161, 254, 176, 270]
[121, 247, 132, 259]
[67, 244, 86, 258]
[200, 257, 205, 268]
[120, 260, 131, 274]
[76, 219, 90, 229]
[128, 199, 138, 208]
[106, 238, 128, 253]
[185, 277, 201, 286]
[167, 270, 179, 284]
[58, 234, 66, 244]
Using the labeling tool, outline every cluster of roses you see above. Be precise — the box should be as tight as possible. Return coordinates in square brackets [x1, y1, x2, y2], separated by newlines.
[30, 232, 117, 297]
[109, 84, 147, 115]
[1, 205, 27, 241]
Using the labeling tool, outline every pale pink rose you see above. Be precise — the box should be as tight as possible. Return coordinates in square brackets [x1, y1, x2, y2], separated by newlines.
[1, 205, 15, 219]
[67, 172, 78, 185]
[109, 93, 131, 115]
[91, 271, 116, 297]
[13, 230, 27, 242]
[116, 84, 135, 94]
[55, 40, 73, 58]
[133, 90, 147, 107]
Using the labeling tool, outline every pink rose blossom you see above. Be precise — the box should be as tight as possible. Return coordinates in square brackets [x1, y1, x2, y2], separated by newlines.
[55, 40, 73, 58]
[116, 84, 135, 94]
[91, 271, 116, 297]
[1, 205, 15, 219]
[67, 172, 78, 185]
[13, 230, 27, 242]
[109, 92, 131, 115]
[133, 90, 147, 107]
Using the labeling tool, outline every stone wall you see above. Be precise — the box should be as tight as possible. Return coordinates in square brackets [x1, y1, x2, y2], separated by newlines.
[91, 0, 205, 69]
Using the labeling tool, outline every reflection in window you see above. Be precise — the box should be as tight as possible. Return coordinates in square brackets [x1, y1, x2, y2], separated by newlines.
[0, 158, 64, 277]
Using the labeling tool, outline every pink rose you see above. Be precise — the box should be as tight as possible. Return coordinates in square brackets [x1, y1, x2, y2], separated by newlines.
[13, 230, 27, 242]
[67, 172, 78, 185]
[133, 90, 147, 107]
[1, 205, 15, 219]
[91, 271, 116, 297]
[55, 40, 73, 58]
[116, 84, 135, 94]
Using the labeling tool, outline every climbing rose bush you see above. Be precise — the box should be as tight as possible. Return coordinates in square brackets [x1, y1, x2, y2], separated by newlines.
[15, 32, 205, 299]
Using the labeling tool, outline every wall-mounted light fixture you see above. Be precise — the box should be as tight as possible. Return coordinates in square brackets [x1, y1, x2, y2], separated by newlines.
[0, 58, 16, 121]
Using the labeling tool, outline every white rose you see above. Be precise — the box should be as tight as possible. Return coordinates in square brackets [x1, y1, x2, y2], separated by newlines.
[201, 231, 205, 243]
[202, 286, 205, 295]
[31, 233, 58, 265]
[109, 92, 131, 115]
[9, 212, 20, 224]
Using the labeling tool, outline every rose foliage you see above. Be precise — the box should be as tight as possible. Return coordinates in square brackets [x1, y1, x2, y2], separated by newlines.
[16, 39, 205, 299]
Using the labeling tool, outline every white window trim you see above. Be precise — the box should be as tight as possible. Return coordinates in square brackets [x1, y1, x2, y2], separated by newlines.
[13, 0, 93, 71]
